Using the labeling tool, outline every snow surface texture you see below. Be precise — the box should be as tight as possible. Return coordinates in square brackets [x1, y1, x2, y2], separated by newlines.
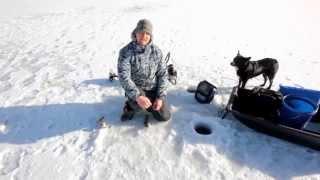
[1, 0, 320, 179]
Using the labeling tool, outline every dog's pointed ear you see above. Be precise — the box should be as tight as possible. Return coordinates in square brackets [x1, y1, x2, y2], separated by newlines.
[237, 50, 240, 56]
[246, 57, 251, 61]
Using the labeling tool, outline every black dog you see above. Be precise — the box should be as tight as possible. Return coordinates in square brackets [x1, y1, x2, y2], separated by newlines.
[231, 51, 279, 89]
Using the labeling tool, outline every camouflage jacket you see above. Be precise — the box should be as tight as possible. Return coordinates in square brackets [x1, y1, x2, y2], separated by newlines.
[117, 41, 168, 100]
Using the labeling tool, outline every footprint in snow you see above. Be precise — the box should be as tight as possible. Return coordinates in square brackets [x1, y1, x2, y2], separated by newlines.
[0, 149, 23, 175]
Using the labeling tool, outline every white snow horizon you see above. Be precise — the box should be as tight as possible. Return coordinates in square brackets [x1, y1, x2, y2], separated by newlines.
[1, 0, 320, 179]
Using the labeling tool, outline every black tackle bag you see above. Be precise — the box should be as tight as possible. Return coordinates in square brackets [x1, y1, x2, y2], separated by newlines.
[233, 87, 283, 120]
[195, 80, 217, 104]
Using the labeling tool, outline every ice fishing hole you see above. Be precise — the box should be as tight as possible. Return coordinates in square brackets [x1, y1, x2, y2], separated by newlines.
[194, 123, 212, 135]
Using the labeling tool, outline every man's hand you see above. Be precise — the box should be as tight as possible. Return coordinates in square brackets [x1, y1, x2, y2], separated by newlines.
[136, 96, 152, 109]
[152, 98, 163, 111]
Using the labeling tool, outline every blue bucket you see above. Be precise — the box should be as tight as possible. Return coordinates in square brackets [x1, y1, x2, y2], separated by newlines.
[279, 95, 319, 128]
[279, 85, 320, 105]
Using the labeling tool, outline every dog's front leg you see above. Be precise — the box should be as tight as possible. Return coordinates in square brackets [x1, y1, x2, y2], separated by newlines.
[241, 79, 248, 88]
[238, 78, 242, 88]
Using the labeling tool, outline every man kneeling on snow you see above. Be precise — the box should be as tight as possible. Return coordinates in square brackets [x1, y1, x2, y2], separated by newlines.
[117, 19, 171, 122]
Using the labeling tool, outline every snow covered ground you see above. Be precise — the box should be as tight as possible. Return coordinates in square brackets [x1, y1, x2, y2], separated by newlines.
[0, 0, 320, 179]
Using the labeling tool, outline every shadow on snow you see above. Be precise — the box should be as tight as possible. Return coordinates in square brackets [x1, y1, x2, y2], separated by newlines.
[0, 81, 319, 179]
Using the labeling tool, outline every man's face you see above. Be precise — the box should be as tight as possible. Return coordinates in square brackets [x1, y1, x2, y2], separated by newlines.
[136, 31, 151, 46]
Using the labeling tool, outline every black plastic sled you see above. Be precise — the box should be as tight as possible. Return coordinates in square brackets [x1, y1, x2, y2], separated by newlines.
[224, 87, 320, 151]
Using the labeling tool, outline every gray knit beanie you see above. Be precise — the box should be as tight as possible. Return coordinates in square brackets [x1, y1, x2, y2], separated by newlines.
[131, 19, 153, 40]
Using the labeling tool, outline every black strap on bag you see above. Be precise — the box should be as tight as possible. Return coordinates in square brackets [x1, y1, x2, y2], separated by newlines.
[195, 80, 217, 104]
